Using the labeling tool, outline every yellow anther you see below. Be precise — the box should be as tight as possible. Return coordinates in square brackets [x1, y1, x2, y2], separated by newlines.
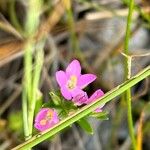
[46, 110, 53, 120]
[39, 110, 54, 126]
[67, 75, 77, 89]
[40, 119, 47, 125]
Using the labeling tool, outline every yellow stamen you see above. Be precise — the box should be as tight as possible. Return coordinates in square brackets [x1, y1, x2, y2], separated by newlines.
[46, 110, 53, 120]
[67, 75, 77, 89]
[40, 110, 54, 126]
[40, 119, 47, 125]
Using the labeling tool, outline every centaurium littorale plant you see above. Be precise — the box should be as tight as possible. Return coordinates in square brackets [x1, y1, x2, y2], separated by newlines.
[34, 59, 106, 132]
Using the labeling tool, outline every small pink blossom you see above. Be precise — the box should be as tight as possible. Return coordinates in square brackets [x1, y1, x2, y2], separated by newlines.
[73, 89, 105, 112]
[72, 92, 88, 106]
[34, 108, 59, 132]
[56, 59, 96, 100]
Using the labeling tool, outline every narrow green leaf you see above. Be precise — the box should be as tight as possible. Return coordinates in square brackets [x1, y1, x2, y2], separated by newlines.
[77, 118, 93, 134]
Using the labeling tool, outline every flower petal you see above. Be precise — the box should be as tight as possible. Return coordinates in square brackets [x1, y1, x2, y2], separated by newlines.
[55, 71, 67, 87]
[72, 92, 88, 106]
[71, 88, 84, 98]
[52, 111, 60, 123]
[77, 74, 97, 89]
[60, 87, 72, 100]
[87, 89, 104, 104]
[34, 122, 49, 131]
[35, 108, 49, 123]
[34, 122, 43, 131]
[66, 59, 81, 77]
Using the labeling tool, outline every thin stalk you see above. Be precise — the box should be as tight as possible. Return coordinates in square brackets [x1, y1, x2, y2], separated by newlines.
[124, 0, 134, 54]
[9, 0, 24, 35]
[65, 0, 80, 53]
[28, 42, 44, 134]
[26, 0, 42, 136]
[23, 0, 42, 141]
[13, 66, 150, 150]
[25, 0, 41, 37]
[24, 41, 33, 140]
[123, 0, 136, 149]
[22, 86, 29, 140]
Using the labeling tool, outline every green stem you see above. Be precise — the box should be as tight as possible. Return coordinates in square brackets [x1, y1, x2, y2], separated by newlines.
[124, 0, 136, 149]
[66, 1, 80, 54]
[127, 56, 136, 150]
[23, 0, 42, 141]
[124, 0, 134, 54]
[13, 66, 150, 150]
[28, 42, 44, 134]
[24, 41, 33, 140]
[9, 0, 24, 35]
[25, 0, 41, 37]
[22, 86, 29, 140]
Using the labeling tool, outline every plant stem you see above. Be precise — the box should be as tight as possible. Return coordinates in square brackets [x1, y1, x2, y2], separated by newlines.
[28, 41, 44, 135]
[23, 40, 33, 141]
[9, 0, 24, 35]
[126, 57, 137, 150]
[22, 0, 42, 141]
[13, 66, 150, 150]
[22, 86, 29, 140]
[124, 0, 134, 54]
[65, 0, 80, 54]
[124, 0, 136, 149]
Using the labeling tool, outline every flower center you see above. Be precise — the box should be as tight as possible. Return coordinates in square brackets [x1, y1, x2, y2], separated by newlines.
[67, 75, 77, 90]
[40, 110, 54, 126]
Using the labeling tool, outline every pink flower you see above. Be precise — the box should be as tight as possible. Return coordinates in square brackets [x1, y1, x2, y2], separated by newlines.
[34, 108, 59, 132]
[73, 89, 104, 112]
[56, 59, 96, 100]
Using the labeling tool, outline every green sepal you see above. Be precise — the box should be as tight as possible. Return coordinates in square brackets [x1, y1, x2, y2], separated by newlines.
[49, 92, 61, 106]
[62, 99, 77, 111]
[42, 101, 60, 109]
